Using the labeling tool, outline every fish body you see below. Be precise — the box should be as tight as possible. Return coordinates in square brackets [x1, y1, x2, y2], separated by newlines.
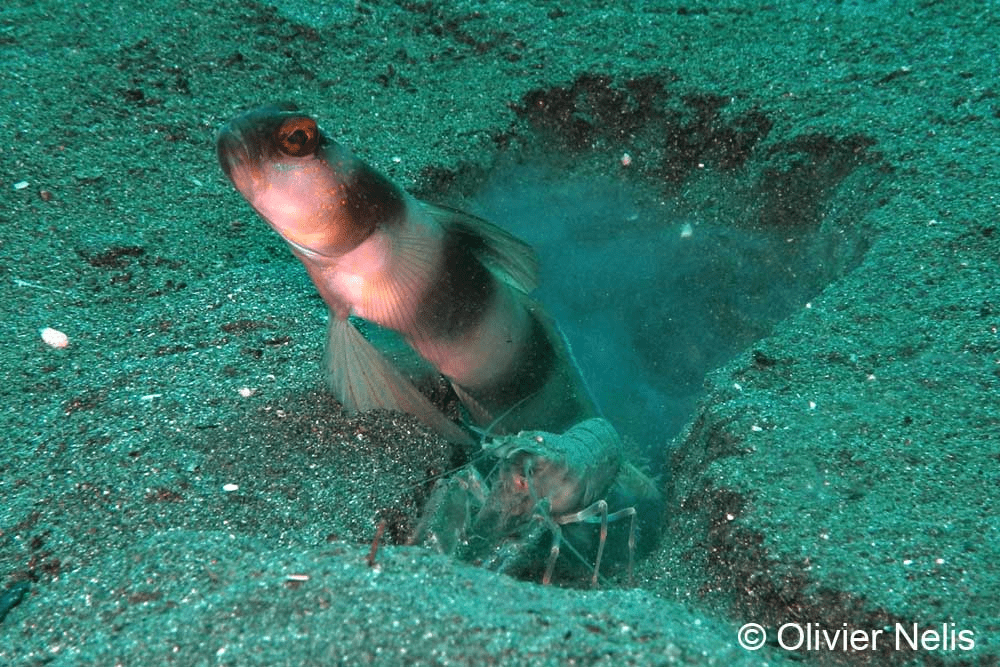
[217, 104, 596, 440]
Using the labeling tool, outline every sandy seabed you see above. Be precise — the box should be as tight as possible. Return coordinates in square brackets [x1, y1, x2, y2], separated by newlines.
[1, 1, 998, 665]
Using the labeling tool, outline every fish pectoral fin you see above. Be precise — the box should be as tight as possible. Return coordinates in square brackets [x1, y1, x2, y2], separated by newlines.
[450, 383, 495, 430]
[324, 315, 474, 444]
[420, 202, 539, 294]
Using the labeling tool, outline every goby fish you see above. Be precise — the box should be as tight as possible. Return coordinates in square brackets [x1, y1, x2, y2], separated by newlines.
[216, 104, 598, 442]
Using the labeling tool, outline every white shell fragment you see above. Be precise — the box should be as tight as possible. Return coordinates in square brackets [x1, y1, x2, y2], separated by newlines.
[40, 327, 69, 348]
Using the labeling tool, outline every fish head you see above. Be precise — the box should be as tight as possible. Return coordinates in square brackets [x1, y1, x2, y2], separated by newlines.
[217, 104, 405, 257]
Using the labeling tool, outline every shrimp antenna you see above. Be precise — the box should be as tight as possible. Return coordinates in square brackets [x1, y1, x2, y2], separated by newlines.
[402, 389, 539, 493]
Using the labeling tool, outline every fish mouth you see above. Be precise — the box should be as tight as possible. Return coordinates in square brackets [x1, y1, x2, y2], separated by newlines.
[215, 125, 249, 181]
[216, 124, 269, 206]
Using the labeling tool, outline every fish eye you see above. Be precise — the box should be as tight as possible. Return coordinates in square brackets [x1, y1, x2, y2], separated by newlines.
[275, 117, 319, 157]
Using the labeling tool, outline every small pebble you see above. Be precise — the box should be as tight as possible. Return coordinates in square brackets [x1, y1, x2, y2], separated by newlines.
[40, 327, 69, 349]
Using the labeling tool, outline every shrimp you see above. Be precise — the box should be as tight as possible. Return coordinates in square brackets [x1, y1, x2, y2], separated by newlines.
[411, 418, 661, 586]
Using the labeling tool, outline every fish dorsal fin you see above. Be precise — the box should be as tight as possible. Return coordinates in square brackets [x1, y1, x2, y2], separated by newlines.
[420, 202, 539, 295]
[324, 315, 474, 445]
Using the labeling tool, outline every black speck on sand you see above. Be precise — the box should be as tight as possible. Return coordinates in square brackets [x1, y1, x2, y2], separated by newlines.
[1, 1, 997, 665]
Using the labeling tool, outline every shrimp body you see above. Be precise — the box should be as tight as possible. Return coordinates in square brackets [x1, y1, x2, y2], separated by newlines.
[413, 418, 661, 585]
